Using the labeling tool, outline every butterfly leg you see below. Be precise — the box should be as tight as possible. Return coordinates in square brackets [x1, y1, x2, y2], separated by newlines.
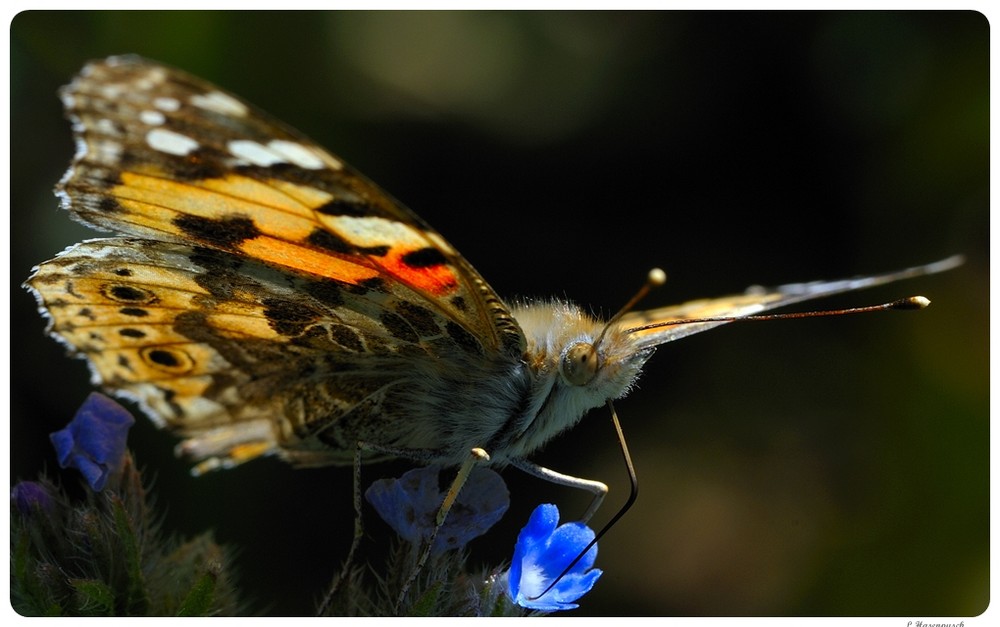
[317, 441, 369, 616]
[508, 458, 609, 522]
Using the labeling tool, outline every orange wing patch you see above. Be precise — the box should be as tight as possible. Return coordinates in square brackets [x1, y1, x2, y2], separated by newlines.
[110, 166, 459, 297]
[382, 246, 458, 297]
[105, 168, 462, 290]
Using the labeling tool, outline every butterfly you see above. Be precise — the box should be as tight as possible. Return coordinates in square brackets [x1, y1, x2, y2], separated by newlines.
[26, 55, 961, 517]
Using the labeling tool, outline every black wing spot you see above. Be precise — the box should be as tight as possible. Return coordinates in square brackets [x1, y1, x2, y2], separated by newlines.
[306, 228, 355, 254]
[315, 198, 376, 217]
[146, 349, 180, 368]
[104, 284, 156, 303]
[140, 347, 194, 374]
[347, 277, 387, 294]
[401, 247, 447, 268]
[119, 307, 149, 317]
[118, 328, 147, 338]
[330, 324, 365, 352]
[173, 214, 261, 249]
[188, 246, 244, 272]
[303, 279, 344, 308]
[98, 196, 124, 213]
[380, 310, 419, 343]
[262, 298, 317, 336]
[164, 150, 228, 181]
[307, 227, 390, 257]
[396, 301, 439, 337]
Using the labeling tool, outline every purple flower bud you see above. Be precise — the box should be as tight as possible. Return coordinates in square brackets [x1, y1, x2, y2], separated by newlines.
[10, 481, 55, 515]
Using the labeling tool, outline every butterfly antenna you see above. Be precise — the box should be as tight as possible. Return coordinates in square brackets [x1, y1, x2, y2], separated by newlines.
[595, 268, 667, 347]
[527, 399, 637, 603]
[625, 295, 931, 335]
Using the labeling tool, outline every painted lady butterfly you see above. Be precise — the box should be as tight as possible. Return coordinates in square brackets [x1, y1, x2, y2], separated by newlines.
[26, 56, 961, 514]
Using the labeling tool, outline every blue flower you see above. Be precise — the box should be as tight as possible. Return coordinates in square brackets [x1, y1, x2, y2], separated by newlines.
[50, 393, 135, 491]
[506, 503, 602, 611]
[365, 465, 509, 554]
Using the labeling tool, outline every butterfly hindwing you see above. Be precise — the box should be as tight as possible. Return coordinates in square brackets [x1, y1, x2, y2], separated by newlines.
[29, 235, 489, 466]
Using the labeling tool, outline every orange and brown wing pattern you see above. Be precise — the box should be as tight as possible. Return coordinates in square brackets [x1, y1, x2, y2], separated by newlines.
[57, 55, 523, 357]
[27, 56, 529, 471]
[27, 236, 466, 470]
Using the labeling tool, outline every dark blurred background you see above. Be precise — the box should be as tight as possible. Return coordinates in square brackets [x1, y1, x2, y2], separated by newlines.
[10, 11, 987, 617]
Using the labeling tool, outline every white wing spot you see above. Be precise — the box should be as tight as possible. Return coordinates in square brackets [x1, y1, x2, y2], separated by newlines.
[327, 215, 427, 250]
[190, 91, 248, 117]
[95, 118, 120, 136]
[227, 139, 281, 166]
[92, 139, 123, 165]
[228, 138, 340, 170]
[268, 140, 325, 170]
[140, 110, 166, 126]
[146, 128, 199, 156]
[134, 67, 167, 90]
[153, 97, 181, 112]
[100, 84, 126, 99]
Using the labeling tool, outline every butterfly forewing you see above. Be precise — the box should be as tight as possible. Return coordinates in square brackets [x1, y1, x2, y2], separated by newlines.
[56, 55, 522, 357]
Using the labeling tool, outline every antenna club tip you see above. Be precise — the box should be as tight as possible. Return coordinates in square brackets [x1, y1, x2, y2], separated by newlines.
[896, 296, 931, 310]
[647, 268, 667, 286]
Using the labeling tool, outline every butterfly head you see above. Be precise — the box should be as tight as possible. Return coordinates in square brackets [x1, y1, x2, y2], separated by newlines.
[514, 300, 656, 421]
[556, 324, 656, 392]
[525, 268, 668, 399]
[556, 267, 668, 388]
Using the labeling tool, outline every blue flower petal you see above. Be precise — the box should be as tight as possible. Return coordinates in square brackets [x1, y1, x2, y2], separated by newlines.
[365, 465, 439, 544]
[507, 503, 603, 611]
[365, 465, 509, 554]
[545, 522, 598, 574]
[433, 465, 509, 552]
[50, 393, 135, 491]
[509, 502, 558, 593]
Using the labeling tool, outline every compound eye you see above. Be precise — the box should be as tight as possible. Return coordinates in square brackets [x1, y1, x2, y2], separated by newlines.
[561, 342, 599, 386]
